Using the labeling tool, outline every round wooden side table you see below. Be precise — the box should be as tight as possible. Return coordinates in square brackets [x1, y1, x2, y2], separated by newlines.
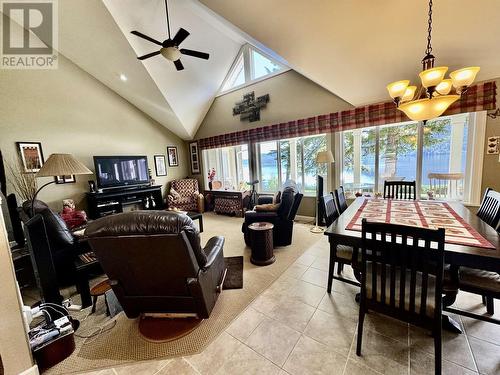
[90, 279, 112, 315]
[248, 222, 275, 266]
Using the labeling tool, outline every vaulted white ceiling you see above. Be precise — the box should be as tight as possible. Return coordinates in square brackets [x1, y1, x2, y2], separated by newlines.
[200, 0, 500, 107]
[102, 0, 245, 139]
[50, 0, 259, 139]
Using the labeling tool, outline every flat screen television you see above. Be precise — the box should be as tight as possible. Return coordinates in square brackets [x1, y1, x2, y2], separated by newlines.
[93, 156, 149, 190]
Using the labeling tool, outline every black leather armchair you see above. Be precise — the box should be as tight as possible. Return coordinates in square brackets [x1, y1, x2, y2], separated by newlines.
[242, 187, 303, 247]
[85, 211, 225, 319]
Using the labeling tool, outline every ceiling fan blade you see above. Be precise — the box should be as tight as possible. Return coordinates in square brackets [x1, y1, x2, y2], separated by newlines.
[180, 49, 209, 60]
[137, 51, 161, 60]
[173, 59, 184, 71]
[131, 31, 163, 46]
[172, 28, 190, 46]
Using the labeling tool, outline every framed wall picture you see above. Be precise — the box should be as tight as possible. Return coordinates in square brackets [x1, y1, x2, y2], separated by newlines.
[154, 155, 167, 176]
[16, 142, 44, 172]
[167, 146, 179, 167]
[54, 175, 76, 184]
[189, 142, 200, 174]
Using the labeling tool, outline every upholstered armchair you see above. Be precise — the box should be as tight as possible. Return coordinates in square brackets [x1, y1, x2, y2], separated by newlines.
[86, 211, 225, 319]
[167, 178, 204, 213]
[242, 187, 303, 247]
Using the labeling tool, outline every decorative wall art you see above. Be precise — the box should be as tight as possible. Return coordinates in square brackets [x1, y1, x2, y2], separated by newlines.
[55, 175, 76, 184]
[167, 146, 179, 167]
[232, 91, 270, 122]
[154, 155, 167, 176]
[486, 136, 499, 155]
[189, 142, 200, 174]
[16, 142, 44, 172]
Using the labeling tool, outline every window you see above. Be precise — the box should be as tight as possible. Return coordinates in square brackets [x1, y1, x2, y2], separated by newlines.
[202, 145, 250, 190]
[340, 113, 477, 201]
[220, 54, 245, 92]
[218, 44, 288, 94]
[257, 134, 327, 195]
[251, 49, 282, 80]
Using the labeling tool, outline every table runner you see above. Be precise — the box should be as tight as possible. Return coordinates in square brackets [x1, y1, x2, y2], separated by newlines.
[346, 199, 495, 249]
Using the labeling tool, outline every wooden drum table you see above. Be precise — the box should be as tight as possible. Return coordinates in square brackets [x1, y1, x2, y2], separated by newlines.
[248, 222, 275, 266]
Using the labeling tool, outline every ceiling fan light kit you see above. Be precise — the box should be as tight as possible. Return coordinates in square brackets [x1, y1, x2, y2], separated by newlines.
[130, 0, 209, 71]
[387, 0, 479, 122]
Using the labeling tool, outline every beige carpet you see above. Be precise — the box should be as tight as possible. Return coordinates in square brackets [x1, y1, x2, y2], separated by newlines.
[45, 213, 323, 374]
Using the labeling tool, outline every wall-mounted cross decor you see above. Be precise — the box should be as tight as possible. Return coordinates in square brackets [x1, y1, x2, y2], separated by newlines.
[232, 91, 270, 122]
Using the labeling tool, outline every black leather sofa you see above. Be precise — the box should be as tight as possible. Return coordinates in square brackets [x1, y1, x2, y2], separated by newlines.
[242, 187, 303, 247]
[85, 211, 226, 319]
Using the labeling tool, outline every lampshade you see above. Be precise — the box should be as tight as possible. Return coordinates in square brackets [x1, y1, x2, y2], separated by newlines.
[450, 67, 480, 88]
[401, 86, 417, 102]
[397, 95, 460, 121]
[418, 66, 448, 88]
[435, 79, 452, 95]
[316, 151, 334, 164]
[36, 153, 92, 177]
[386, 80, 410, 99]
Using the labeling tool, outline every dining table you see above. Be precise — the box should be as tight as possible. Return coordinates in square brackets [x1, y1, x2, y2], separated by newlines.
[324, 197, 500, 332]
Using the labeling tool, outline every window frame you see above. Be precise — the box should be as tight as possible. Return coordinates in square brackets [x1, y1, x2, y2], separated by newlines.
[202, 144, 250, 190]
[256, 134, 327, 196]
[337, 113, 483, 204]
[217, 44, 290, 96]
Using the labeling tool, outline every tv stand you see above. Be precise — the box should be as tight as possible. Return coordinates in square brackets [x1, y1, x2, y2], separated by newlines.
[86, 185, 164, 219]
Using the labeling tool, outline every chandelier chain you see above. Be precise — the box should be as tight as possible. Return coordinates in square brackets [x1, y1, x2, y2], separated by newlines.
[425, 0, 433, 55]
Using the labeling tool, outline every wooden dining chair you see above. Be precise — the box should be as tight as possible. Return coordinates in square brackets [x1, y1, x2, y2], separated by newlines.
[321, 193, 339, 227]
[383, 180, 417, 200]
[334, 186, 348, 214]
[442, 188, 500, 322]
[476, 188, 500, 229]
[357, 219, 445, 375]
[322, 193, 359, 284]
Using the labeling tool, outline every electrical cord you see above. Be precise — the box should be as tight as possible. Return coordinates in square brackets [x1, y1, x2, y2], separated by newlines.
[74, 320, 116, 342]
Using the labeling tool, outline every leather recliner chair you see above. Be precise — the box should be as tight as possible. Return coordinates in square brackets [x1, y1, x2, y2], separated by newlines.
[242, 187, 303, 247]
[85, 211, 225, 319]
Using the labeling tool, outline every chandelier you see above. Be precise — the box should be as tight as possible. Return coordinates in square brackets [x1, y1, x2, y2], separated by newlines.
[386, 0, 480, 122]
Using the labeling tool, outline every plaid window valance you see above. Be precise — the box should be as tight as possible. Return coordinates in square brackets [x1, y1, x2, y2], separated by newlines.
[198, 81, 496, 150]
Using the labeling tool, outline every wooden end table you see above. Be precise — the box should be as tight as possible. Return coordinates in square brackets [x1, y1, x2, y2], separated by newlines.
[248, 222, 275, 266]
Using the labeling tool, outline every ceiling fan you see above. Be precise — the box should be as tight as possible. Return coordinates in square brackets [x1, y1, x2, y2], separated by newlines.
[130, 0, 209, 71]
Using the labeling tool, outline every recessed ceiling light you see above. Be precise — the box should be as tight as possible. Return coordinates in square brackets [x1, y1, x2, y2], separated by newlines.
[119, 74, 127, 81]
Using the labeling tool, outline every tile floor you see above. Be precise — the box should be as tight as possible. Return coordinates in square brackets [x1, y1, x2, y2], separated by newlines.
[72, 238, 499, 375]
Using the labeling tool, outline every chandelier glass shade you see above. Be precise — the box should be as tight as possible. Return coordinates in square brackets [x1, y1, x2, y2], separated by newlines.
[387, 0, 479, 122]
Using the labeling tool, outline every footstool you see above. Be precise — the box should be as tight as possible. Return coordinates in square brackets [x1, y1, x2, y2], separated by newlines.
[90, 279, 111, 315]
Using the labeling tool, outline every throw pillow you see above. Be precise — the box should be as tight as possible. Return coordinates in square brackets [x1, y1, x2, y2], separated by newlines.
[255, 203, 280, 212]
[170, 188, 181, 199]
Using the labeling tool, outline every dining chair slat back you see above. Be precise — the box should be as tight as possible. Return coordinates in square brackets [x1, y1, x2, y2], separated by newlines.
[383, 180, 416, 200]
[477, 188, 500, 230]
[321, 193, 339, 228]
[334, 186, 348, 214]
[357, 219, 445, 375]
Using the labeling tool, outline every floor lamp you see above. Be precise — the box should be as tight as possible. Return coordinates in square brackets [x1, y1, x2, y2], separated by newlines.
[310, 150, 334, 233]
[31, 153, 92, 215]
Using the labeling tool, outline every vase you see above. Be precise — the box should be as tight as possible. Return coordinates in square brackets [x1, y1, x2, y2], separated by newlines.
[209, 181, 213, 190]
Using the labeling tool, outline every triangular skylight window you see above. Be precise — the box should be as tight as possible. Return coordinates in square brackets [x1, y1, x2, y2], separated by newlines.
[219, 44, 288, 95]
[221, 53, 245, 92]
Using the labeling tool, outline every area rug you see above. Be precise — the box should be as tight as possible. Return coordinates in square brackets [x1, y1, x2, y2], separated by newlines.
[346, 198, 495, 249]
[45, 213, 324, 374]
[223, 256, 243, 289]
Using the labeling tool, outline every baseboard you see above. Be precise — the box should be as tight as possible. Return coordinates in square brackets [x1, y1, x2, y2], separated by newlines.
[19, 365, 39, 375]
[295, 214, 314, 222]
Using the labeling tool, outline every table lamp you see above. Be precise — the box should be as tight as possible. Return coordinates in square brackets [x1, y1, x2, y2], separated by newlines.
[311, 150, 334, 233]
[31, 153, 92, 215]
